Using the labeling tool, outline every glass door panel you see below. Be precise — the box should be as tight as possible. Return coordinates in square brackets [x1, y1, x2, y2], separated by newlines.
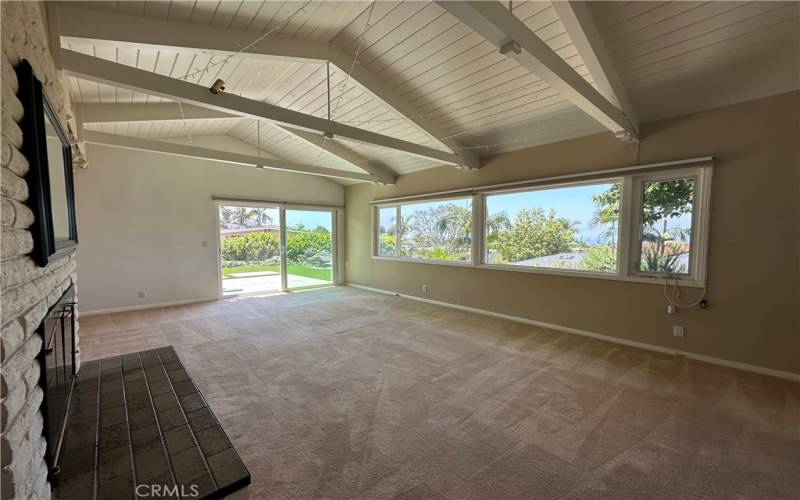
[284, 209, 334, 289]
[218, 205, 281, 296]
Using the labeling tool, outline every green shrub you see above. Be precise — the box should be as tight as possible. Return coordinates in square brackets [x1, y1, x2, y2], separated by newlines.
[577, 246, 617, 272]
[378, 234, 395, 255]
[286, 231, 332, 266]
[221, 231, 279, 261]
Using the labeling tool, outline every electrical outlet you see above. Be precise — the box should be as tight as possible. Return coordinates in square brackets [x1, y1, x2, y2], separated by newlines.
[138, 290, 147, 298]
[202, 240, 209, 248]
[672, 325, 685, 338]
[421, 284, 429, 293]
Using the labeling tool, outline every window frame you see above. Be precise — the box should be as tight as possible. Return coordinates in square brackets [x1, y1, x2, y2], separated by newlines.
[371, 164, 713, 287]
[371, 195, 475, 266]
[480, 178, 624, 276]
[624, 166, 712, 285]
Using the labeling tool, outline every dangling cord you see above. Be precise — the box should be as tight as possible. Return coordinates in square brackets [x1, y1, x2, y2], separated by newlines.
[326, 60, 333, 139]
[256, 119, 262, 169]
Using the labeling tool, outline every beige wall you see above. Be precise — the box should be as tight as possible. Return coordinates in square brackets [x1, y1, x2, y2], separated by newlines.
[75, 143, 344, 313]
[345, 91, 800, 375]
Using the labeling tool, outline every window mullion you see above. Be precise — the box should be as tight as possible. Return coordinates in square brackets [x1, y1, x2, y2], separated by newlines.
[618, 176, 635, 278]
[471, 194, 484, 265]
[395, 205, 401, 257]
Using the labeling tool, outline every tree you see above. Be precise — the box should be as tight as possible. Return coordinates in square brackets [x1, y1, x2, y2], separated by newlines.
[407, 203, 471, 254]
[591, 183, 620, 246]
[485, 211, 512, 247]
[494, 208, 576, 263]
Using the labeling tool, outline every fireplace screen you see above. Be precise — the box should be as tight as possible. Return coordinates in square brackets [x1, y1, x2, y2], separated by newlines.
[38, 284, 76, 475]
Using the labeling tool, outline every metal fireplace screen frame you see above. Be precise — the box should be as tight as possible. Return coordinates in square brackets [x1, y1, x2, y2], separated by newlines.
[37, 283, 77, 478]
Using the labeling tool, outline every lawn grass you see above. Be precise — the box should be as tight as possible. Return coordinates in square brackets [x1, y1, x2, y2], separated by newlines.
[222, 264, 332, 282]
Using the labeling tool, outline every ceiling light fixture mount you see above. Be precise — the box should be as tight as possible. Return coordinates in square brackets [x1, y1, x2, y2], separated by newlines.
[500, 40, 521, 55]
[209, 78, 226, 94]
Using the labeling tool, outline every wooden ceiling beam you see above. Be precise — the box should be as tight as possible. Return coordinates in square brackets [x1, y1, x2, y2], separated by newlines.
[62, 49, 474, 168]
[437, 1, 638, 142]
[80, 103, 397, 184]
[82, 130, 377, 183]
[54, 4, 480, 169]
[551, 1, 639, 132]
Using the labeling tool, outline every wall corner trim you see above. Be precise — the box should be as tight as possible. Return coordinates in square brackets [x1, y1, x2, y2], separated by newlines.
[345, 283, 800, 383]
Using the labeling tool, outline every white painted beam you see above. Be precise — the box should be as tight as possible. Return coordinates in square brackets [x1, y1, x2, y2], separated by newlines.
[62, 49, 476, 168]
[80, 103, 396, 184]
[437, 1, 638, 141]
[271, 126, 396, 185]
[54, 4, 479, 168]
[81, 103, 234, 123]
[551, 1, 638, 131]
[82, 130, 376, 183]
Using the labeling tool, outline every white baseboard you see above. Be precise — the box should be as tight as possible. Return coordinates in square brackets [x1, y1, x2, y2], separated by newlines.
[346, 283, 800, 382]
[80, 297, 218, 316]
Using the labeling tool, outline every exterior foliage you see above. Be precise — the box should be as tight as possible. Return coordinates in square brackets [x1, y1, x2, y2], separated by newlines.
[592, 178, 693, 273]
[576, 245, 617, 272]
[493, 208, 576, 263]
[286, 230, 332, 267]
[221, 228, 333, 268]
[221, 231, 279, 262]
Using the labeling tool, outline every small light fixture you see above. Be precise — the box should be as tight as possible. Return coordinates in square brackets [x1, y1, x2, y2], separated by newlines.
[499, 40, 521, 55]
[209, 78, 226, 94]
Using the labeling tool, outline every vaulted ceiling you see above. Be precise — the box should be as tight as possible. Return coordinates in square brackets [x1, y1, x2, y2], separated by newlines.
[57, 1, 799, 184]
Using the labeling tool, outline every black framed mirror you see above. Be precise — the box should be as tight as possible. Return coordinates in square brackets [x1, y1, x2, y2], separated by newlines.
[17, 60, 78, 266]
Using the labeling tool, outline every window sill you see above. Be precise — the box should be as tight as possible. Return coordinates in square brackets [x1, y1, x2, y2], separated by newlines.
[371, 255, 705, 288]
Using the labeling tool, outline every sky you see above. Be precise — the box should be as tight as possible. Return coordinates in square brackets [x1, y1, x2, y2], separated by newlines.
[377, 185, 616, 244]
[285, 209, 332, 230]
[220, 206, 332, 231]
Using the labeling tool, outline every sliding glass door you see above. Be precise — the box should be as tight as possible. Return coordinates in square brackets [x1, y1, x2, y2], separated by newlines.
[283, 209, 335, 290]
[216, 203, 337, 296]
[218, 204, 281, 296]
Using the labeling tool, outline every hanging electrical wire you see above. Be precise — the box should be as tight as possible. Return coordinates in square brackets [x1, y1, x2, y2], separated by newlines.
[663, 278, 706, 309]
[178, 0, 314, 83]
[176, 101, 194, 145]
[329, 0, 377, 122]
[256, 119, 262, 168]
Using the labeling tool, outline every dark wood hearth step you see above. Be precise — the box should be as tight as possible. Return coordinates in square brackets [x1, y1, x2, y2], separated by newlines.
[54, 346, 250, 500]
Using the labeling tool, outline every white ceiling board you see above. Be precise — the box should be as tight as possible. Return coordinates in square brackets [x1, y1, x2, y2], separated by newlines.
[587, 1, 800, 123]
[326, 1, 590, 144]
[61, 0, 800, 182]
[228, 120, 367, 174]
[69, 1, 370, 42]
[457, 106, 608, 156]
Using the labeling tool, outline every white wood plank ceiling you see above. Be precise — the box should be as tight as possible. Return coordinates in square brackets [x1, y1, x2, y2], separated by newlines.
[63, 1, 799, 182]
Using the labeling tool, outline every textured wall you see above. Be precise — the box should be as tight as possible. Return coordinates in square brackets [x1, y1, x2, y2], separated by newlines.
[345, 91, 800, 376]
[1, 2, 79, 499]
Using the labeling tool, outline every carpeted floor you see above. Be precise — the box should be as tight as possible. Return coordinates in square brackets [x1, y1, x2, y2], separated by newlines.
[79, 287, 800, 499]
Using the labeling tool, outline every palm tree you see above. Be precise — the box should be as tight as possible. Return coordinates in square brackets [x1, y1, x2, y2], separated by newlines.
[485, 211, 511, 246]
